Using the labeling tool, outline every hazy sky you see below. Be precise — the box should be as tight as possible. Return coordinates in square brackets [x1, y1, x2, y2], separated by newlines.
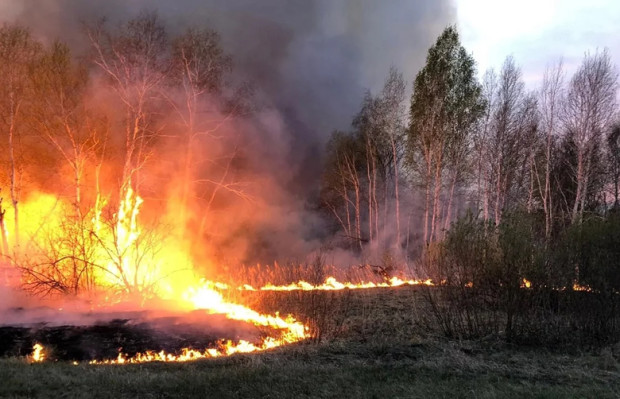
[456, 0, 620, 88]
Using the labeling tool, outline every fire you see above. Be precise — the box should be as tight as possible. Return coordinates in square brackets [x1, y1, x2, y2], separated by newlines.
[182, 280, 308, 342]
[31, 343, 45, 362]
[13, 188, 441, 365]
[88, 338, 283, 365]
[244, 276, 435, 292]
[572, 282, 592, 292]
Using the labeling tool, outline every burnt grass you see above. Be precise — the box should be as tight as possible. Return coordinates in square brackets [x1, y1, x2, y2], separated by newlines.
[1, 287, 620, 398]
[0, 320, 223, 361]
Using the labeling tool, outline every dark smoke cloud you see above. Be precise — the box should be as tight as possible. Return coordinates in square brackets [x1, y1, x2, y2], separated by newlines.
[2, 0, 455, 139]
[0, 0, 456, 262]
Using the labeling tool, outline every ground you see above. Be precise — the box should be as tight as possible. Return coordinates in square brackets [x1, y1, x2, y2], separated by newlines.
[1, 286, 619, 398]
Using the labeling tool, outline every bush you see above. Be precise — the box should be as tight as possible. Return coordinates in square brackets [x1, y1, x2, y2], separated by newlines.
[419, 210, 620, 347]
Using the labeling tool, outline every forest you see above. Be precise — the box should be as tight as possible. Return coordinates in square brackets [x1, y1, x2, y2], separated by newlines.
[1, 7, 620, 398]
[319, 26, 620, 345]
[0, 13, 619, 348]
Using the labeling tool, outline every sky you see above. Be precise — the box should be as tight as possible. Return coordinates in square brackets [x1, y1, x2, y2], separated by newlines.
[456, 0, 620, 88]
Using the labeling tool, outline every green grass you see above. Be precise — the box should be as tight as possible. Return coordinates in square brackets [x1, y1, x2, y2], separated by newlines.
[1, 287, 620, 398]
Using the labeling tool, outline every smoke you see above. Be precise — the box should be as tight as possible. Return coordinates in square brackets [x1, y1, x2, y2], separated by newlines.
[0, 0, 456, 264]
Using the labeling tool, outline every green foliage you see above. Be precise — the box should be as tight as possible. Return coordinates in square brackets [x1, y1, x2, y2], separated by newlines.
[560, 213, 620, 292]
[408, 26, 485, 172]
[423, 210, 620, 346]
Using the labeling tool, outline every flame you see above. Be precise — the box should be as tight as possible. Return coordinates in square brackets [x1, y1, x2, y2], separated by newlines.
[17, 188, 566, 366]
[31, 343, 45, 362]
[242, 276, 435, 292]
[88, 338, 284, 365]
[572, 282, 592, 292]
[85, 275, 310, 365]
[182, 280, 308, 342]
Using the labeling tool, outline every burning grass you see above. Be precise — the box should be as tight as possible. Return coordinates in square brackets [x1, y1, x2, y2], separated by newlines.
[2, 286, 620, 398]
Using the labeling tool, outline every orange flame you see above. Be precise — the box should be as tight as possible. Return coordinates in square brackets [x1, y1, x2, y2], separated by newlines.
[88, 338, 285, 364]
[31, 343, 45, 362]
[17, 189, 439, 365]
[239, 276, 434, 292]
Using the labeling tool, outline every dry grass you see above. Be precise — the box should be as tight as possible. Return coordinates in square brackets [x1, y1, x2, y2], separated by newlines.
[1, 286, 620, 398]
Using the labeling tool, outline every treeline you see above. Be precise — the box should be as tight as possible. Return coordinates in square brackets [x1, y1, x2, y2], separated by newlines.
[319, 26, 620, 346]
[320, 26, 619, 256]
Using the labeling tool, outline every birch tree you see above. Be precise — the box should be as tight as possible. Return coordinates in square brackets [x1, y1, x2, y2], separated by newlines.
[87, 12, 169, 194]
[0, 25, 41, 248]
[563, 50, 617, 224]
[30, 42, 101, 218]
[537, 61, 564, 237]
[408, 26, 483, 245]
[609, 124, 620, 208]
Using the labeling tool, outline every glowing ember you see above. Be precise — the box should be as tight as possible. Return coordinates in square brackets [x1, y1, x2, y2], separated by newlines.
[572, 282, 592, 292]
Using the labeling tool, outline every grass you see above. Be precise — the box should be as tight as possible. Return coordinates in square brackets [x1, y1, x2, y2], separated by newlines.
[1, 286, 620, 398]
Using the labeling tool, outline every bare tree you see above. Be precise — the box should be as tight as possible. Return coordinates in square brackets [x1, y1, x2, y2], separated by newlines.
[609, 124, 620, 208]
[474, 69, 498, 222]
[537, 60, 564, 237]
[376, 67, 407, 247]
[169, 27, 233, 235]
[87, 12, 169, 194]
[563, 50, 618, 224]
[0, 25, 41, 248]
[321, 131, 364, 250]
[486, 57, 537, 225]
[30, 42, 102, 219]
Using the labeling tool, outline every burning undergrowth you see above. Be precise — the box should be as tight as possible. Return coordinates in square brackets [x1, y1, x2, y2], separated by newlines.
[0, 3, 453, 364]
[0, 311, 256, 362]
[0, 176, 421, 364]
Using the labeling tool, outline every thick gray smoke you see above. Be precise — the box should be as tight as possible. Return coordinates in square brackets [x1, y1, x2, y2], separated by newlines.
[0, 0, 456, 262]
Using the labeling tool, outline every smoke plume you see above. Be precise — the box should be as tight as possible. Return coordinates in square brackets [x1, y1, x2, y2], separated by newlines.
[0, 0, 455, 264]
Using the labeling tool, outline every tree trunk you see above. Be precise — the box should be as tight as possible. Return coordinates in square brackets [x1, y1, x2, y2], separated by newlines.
[571, 149, 584, 224]
[444, 171, 458, 232]
[8, 90, 19, 247]
[391, 139, 401, 247]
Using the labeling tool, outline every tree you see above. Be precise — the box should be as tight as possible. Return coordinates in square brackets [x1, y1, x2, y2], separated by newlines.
[87, 11, 169, 195]
[321, 67, 409, 252]
[321, 131, 365, 250]
[608, 124, 620, 208]
[30, 42, 101, 219]
[483, 58, 539, 225]
[169, 27, 251, 243]
[536, 60, 564, 238]
[474, 69, 498, 222]
[407, 26, 484, 246]
[0, 25, 41, 249]
[563, 50, 618, 224]
[376, 67, 408, 246]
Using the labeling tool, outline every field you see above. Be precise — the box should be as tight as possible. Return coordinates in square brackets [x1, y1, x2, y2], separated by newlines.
[1, 286, 620, 398]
